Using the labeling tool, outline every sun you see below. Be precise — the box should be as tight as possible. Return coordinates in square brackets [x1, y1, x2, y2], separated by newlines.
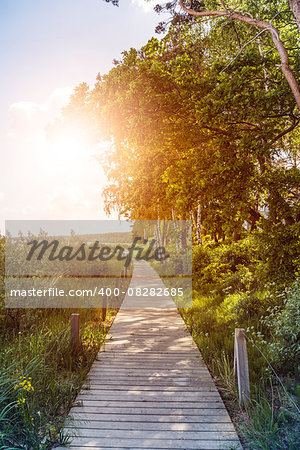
[45, 127, 91, 176]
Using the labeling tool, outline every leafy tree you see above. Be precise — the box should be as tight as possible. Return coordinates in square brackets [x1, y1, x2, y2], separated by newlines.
[65, 1, 299, 242]
[104, 0, 300, 108]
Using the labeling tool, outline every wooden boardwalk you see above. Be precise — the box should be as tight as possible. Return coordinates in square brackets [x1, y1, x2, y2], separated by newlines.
[61, 261, 242, 450]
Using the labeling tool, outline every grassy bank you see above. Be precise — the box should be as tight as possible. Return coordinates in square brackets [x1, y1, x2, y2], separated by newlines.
[180, 236, 300, 449]
[0, 308, 118, 448]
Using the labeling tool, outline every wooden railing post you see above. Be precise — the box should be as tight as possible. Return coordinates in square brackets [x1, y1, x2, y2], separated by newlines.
[234, 328, 250, 404]
[102, 293, 107, 321]
[71, 313, 80, 349]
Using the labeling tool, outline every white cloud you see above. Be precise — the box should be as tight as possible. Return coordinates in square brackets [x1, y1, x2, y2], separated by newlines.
[7, 87, 73, 138]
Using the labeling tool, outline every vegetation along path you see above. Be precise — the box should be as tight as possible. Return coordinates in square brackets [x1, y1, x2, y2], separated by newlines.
[59, 261, 242, 449]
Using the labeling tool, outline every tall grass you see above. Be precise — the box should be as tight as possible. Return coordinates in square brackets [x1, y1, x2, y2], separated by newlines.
[0, 307, 118, 449]
[239, 381, 300, 449]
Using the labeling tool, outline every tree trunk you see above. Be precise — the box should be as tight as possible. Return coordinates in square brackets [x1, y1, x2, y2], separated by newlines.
[181, 223, 187, 248]
[196, 200, 202, 246]
[289, 0, 300, 32]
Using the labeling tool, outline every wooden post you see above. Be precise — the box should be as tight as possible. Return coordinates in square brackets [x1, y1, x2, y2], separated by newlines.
[102, 294, 107, 321]
[234, 328, 250, 404]
[71, 314, 80, 348]
[125, 266, 128, 278]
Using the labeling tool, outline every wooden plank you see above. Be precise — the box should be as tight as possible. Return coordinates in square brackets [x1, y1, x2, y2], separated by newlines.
[92, 360, 205, 365]
[99, 350, 201, 354]
[92, 356, 206, 363]
[67, 422, 236, 431]
[95, 356, 203, 360]
[64, 428, 240, 440]
[70, 407, 229, 415]
[86, 378, 212, 384]
[81, 385, 217, 392]
[90, 364, 206, 369]
[85, 381, 216, 387]
[84, 379, 215, 387]
[69, 413, 233, 423]
[87, 372, 213, 378]
[89, 366, 209, 371]
[73, 400, 225, 409]
[64, 437, 242, 449]
[83, 384, 215, 389]
[85, 378, 215, 384]
[89, 369, 209, 376]
[77, 392, 220, 400]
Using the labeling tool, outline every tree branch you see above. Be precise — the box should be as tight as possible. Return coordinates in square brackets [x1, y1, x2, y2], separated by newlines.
[271, 115, 300, 143]
[178, 0, 300, 110]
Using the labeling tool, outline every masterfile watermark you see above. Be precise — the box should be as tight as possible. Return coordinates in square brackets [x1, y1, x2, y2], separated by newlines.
[26, 237, 169, 267]
[5, 220, 192, 308]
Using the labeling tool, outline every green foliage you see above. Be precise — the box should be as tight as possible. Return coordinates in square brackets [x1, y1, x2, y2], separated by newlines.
[192, 237, 259, 295]
[67, 9, 299, 234]
[255, 222, 300, 287]
[182, 236, 300, 448]
[262, 280, 300, 373]
[184, 234, 300, 387]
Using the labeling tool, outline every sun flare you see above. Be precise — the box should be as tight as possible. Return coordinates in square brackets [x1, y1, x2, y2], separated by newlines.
[45, 127, 92, 176]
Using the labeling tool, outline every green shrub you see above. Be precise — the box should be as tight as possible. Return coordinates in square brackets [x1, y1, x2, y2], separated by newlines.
[262, 280, 300, 374]
[255, 222, 300, 288]
[192, 236, 259, 295]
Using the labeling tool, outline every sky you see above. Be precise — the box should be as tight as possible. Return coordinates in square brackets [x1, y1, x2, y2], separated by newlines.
[0, 0, 163, 234]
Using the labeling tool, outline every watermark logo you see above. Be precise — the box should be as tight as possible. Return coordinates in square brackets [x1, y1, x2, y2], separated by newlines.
[5, 220, 192, 308]
[26, 237, 169, 267]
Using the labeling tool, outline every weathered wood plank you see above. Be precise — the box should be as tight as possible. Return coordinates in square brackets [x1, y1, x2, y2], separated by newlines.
[95, 356, 204, 361]
[66, 421, 236, 431]
[85, 380, 216, 387]
[82, 385, 217, 392]
[71, 400, 225, 409]
[64, 428, 240, 440]
[64, 437, 242, 449]
[91, 362, 206, 367]
[70, 406, 230, 415]
[69, 413, 233, 423]
[88, 369, 210, 376]
[77, 392, 220, 400]
[87, 373, 213, 379]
